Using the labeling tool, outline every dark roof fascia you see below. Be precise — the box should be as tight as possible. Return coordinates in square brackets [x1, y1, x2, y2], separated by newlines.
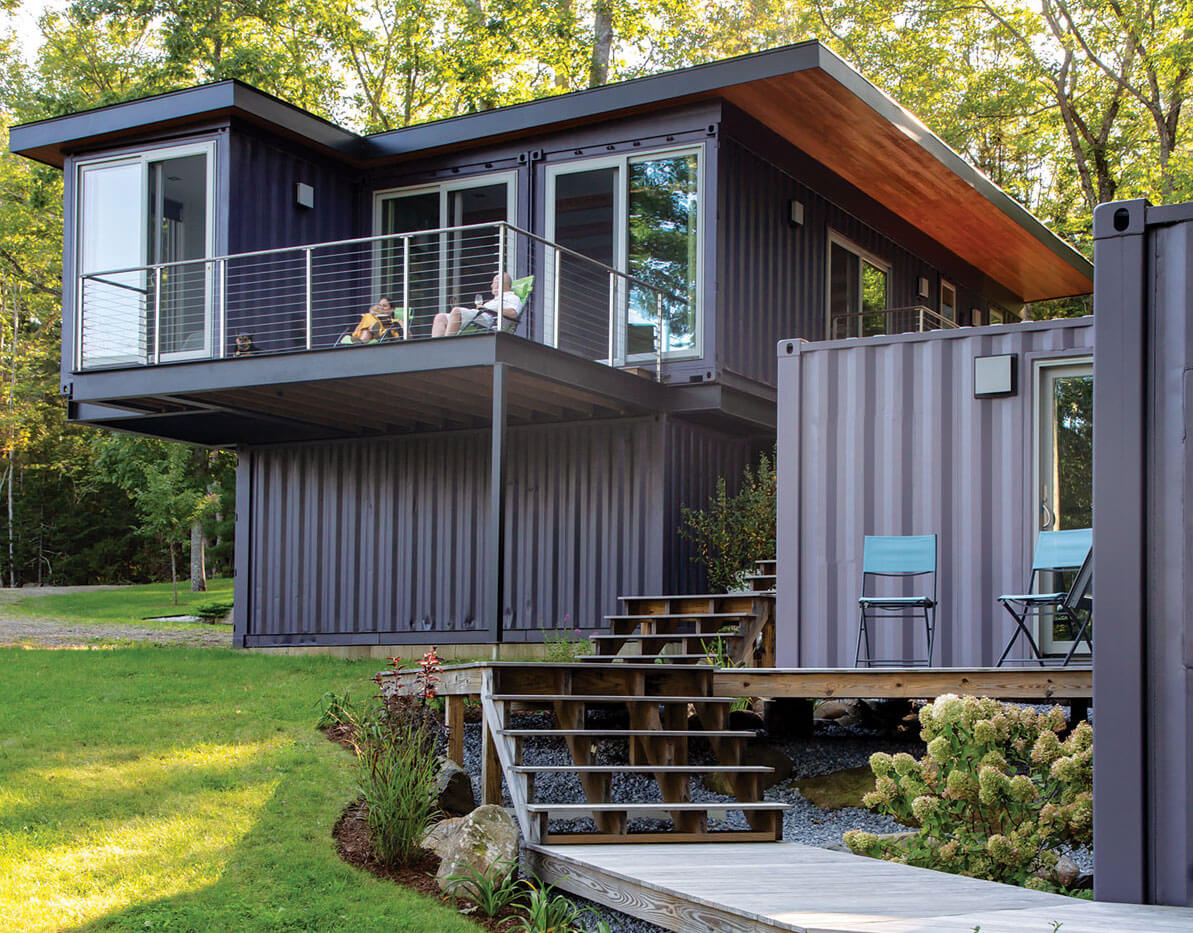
[358, 41, 824, 159]
[8, 80, 366, 167]
[810, 46, 1093, 283]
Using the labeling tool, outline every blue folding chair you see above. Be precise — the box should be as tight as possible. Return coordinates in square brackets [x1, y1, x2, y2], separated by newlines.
[996, 528, 1092, 666]
[855, 534, 938, 667]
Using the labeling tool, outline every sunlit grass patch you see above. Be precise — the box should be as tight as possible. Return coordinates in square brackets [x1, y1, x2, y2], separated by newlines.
[6, 578, 236, 631]
[0, 647, 481, 933]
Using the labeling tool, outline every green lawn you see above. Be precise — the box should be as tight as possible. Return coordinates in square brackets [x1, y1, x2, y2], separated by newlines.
[6, 579, 236, 631]
[0, 646, 481, 932]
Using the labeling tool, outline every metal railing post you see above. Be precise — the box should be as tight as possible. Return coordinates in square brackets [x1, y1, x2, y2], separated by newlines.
[217, 258, 226, 358]
[607, 271, 616, 365]
[304, 247, 313, 350]
[76, 277, 85, 371]
[655, 292, 664, 383]
[152, 266, 162, 365]
[552, 247, 562, 348]
[402, 236, 410, 339]
[497, 225, 506, 333]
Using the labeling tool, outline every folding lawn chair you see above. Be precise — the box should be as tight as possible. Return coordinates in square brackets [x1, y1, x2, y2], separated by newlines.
[995, 528, 1092, 667]
[855, 534, 938, 667]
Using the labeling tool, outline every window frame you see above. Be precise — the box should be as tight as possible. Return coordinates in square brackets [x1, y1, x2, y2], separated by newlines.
[940, 279, 957, 322]
[74, 139, 218, 368]
[825, 229, 892, 339]
[543, 143, 705, 363]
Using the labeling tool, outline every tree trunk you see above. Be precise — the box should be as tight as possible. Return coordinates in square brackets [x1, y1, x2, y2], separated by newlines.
[190, 518, 207, 591]
[170, 542, 178, 605]
[589, 0, 613, 88]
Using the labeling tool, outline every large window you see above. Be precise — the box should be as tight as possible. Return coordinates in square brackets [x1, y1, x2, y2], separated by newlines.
[546, 147, 701, 361]
[76, 142, 215, 367]
[827, 231, 890, 339]
[373, 174, 516, 333]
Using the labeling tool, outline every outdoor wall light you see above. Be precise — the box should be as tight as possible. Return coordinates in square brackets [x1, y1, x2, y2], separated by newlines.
[918, 276, 931, 298]
[974, 353, 1017, 397]
[295, 182, 315, 209]
[788, 199, 804, 227]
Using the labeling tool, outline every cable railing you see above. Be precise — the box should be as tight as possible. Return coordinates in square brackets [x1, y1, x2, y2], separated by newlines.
[76, 222, 689, 381]
[828, 305, 961, 341]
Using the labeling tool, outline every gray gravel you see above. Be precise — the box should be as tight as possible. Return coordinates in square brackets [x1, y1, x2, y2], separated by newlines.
[459, 710, 923, 933]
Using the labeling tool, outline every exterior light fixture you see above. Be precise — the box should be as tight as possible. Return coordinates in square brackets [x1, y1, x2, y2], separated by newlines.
[974, 353, 1017, 398]
[295, 182, 315, 209]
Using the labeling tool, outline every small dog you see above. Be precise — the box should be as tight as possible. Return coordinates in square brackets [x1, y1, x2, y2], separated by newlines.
[233, 334, 258, 357]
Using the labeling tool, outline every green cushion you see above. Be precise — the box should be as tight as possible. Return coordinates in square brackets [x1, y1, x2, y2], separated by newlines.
[512, 275, 534, 302]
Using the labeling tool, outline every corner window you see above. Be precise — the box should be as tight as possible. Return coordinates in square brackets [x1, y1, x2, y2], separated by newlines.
[827, 231, 890, 339]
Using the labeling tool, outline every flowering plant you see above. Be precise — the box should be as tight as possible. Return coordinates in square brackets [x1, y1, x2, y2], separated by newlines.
[844, 694, 1092, 892]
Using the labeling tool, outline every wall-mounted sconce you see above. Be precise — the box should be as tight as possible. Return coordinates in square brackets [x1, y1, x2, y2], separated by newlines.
[918, 276, 931, 299]
[974, 353, 1017, 398]
[788, 199, 804, 228]
[295, 182, 315, 209]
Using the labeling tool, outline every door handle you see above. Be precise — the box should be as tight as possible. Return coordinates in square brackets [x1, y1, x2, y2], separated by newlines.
[1040, 499, 1055, 530]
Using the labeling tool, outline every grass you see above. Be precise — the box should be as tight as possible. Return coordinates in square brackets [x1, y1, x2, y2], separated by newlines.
[6, 578, 237, 631]
[0, 645, 482, 933]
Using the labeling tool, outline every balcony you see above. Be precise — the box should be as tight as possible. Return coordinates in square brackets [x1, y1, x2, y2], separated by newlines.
[828, 306, 960, 341]
[68, 223, 746, 445]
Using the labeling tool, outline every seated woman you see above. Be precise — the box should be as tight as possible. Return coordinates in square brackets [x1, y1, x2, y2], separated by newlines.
[432, 273, 522, 337]
[347, 297, 403, 344]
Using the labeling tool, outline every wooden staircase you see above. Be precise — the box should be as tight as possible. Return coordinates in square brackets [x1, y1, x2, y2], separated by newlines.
[480, 560, 783, 845]
[481, 661, 788, 844]
[579, 558, 777, 666]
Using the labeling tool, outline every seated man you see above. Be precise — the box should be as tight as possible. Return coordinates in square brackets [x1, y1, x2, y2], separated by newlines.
[432, 272, 522, 337]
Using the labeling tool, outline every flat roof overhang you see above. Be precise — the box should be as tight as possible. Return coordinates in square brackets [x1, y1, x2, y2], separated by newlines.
[67, 335, 676, 447]
[10, 42, 1091, 303]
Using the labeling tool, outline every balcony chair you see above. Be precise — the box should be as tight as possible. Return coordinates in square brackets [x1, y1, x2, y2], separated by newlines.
[995, 528, 1092, 667]
[460, 275, 534, 335]
[855, 534, 938, 667]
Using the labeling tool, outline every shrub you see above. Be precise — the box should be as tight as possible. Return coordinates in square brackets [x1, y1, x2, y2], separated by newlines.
[844, 694, 1092, 892]
[680, 450, 776, 592]
[502, 876, 609, 932]
[315, 690, 355, 729]
[542, 620, 593, 661]
[194, 599, 234, 623]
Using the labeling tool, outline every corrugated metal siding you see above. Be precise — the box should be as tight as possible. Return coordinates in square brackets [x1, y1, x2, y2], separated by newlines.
[663, 418, 757, 593]
[717, 138, 985, 387]
[244, 417, 668, 642]
[228, 129, 363, 254]
[776, 317, 1093, 667]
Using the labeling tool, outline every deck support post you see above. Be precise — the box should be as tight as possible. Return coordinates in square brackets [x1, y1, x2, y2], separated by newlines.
[488, 363, 508, 642]
[444, 694, 465, 765]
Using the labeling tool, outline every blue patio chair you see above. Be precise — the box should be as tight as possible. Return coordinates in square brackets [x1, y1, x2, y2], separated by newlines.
[855, 534, 938, 667]
[995, 528, 1092, 667]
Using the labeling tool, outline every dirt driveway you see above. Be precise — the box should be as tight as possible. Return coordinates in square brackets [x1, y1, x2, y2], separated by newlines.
[0, 586, 233, 649]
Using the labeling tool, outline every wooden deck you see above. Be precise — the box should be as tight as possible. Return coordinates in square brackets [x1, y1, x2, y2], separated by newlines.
[387, 663, 1091, 703]
[525, 842, 1193, 932]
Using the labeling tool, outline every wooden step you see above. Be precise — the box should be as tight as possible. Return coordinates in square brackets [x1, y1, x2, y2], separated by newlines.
[489, 694, 735, 704]
[527, 802, 789, 815]
[512, 765, 773, 774]
[604, 612, 750, 622]
[591, 633, 744, 644]
[500, 728, 757, 738]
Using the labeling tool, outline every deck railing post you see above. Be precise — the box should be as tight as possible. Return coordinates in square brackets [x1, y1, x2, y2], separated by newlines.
[607, 271, 616, 365]
[402, 236, 410, 339]
[655, 291, 664, 383]
[152, 266, 161, 365]
[552, 246, 562, 348]
[497, 225, 506, 333]
[304, 247, 313, 351]
[215, 259, 226, 359]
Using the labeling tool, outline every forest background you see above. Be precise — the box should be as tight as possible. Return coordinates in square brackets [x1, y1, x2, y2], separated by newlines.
[0, 0, 1187, 589]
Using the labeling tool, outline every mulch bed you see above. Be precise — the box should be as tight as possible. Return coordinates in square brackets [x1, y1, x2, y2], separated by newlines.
[331, 792, 524, 931]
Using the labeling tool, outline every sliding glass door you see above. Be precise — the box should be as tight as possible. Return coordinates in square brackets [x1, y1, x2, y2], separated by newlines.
[827, 232, 890, 339]
[546, 147, 701, 362]
[374, 174, 516, 336]
[77, 143, 214, 367]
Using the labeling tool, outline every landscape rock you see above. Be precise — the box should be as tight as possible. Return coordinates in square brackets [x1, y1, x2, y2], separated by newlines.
[421, 816, 464, 859]
[437, 758, 476, 815]
[435, 804, 518, 894]
[814, 699, 854, 721]
[703, 742, 794, 795]
[1053, 854, 1082, 888]
[728, 708, 765, 732]
[794, 765, 876, 810]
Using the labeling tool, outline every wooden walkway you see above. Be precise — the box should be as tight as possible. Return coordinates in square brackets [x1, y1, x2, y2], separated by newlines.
[525, 842, 1193, 932]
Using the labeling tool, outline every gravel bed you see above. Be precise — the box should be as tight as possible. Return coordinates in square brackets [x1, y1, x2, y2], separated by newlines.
[459, 701, 1092, 928]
